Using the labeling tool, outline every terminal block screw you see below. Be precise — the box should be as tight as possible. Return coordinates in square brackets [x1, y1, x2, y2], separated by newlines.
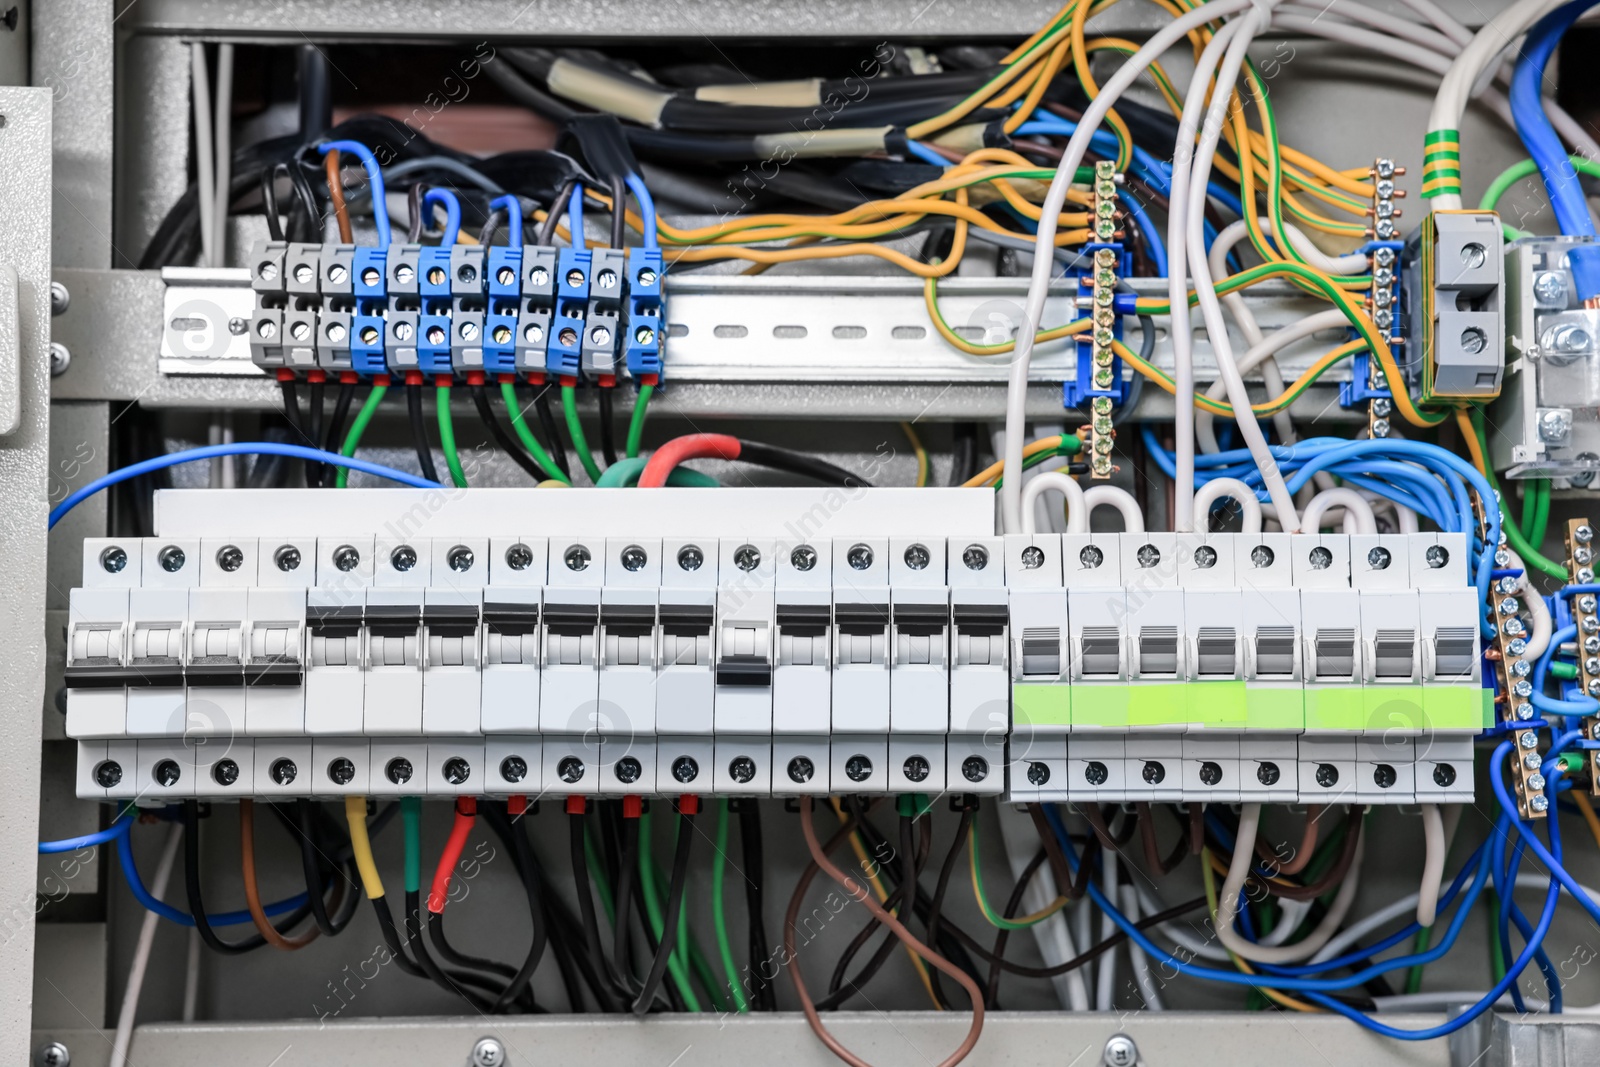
[1080, 545, 1104, 568]
[1577, 524, 1594, 544]
[1135, 544, 1161, 568]
[1192, 545, 1217, 569]
[1534, 271, 1568, 305]
[557, 757, 584, 783]
[269, 758, 297, 786]
[390, 545, 418, 572]
[787, 757, 814, 784]
[213, 759, 239, 786]
[1249, 545, 1275, 569]
[158, 545, 186, 573]
[733, 544, 761, 571]
[214, 545, 244, 572]
[504, 543, 533, 570]
[962, 545, 989, 571]
[1531, 794, 1551, 813]
[386, 758, 413, 784]
[903, 543, 931, 570]
[99, 545, 127, 573]
[672, 757, 699, 783]
[619, 544, 648, 572]
[442, 757, 471, 785]
[274, 545, 302, 572]
[94, 761, 122, 788]
[903, 755, 930, 782]
[790, 545, 817, 571]
[1425, 545, 1449, 569]
[677, 545, 704, 571]
[1020, 546, 1045, 569]
[729, 756, 757, 783]
[1257, 762, 1280, 786]
[564, 545, 591, 571]
[327, 758, 356, 786]
[333, 545, 360, 571]
[1027, 762, 1051, 785]
[847, 543, 875, 570]
[614, 757, 642, 784]
[500, 756, 527, 783]
[961, 756, 988, 783]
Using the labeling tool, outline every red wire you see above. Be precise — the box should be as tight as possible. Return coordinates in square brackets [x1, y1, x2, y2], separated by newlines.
[427, 798, 477, 914]
[637, 433, 741, 488]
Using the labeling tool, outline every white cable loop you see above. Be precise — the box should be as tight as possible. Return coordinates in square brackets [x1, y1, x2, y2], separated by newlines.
[1020, 470, 1089, 535]
[1302, 488, 1379, 534]
[1191, 477, 1264, 533]
[1081, 485, 1145, 533]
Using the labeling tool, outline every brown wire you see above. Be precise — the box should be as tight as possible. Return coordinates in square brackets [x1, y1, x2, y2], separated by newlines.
[1253, 805, 1324, 876]
[240, 798, 322, 950]
[1234, 806, 1362, 902]
[1134, 802, 1191, 875]
[794, 799, 985, 1067]
[1027, 803, 1096, 899]
[1189, 802, 1206, 855]
[325, 149, 353, 243]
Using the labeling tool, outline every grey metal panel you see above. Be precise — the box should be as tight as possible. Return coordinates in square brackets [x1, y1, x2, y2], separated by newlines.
[48, 267, 164, 401]
[31, 0, 113, 269]
[0, 1, 27, 87]
[1491, 1016, 1600, 1066]
[114, 34, 190, 269]
[38, 1012, 1456, 1067]
[0, 86, 54, 1067]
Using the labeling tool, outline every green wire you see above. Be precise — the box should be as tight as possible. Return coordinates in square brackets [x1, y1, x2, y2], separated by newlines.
[638, 810, 702, 1011]
[654, 852, 729, 1014]
[1405, 924, 1434, 995]
[1480, 155, 1600, 240]
[562, 384, 605, 484]
[595, 456, 720, 488]
[497, 381, 569, 484]
[626, 383, 654, 459]
[335, 383, 388, 488]
[1469, 409, 1569, 579]
[401, 796, 422, 894]
[713, 801, 751, 1013]
[1530, 478, 1552, 550]
[1518, 479, 1540, 544]
[1551, 661, 1580, 680]
[989, 439, 1084, 488]
[436, 384, 468, 488]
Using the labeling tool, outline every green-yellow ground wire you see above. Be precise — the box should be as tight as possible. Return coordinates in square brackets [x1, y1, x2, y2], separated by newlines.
[969, 819, 1067, 929]
[498, 381, 569, 484]
[436, 384, 468, 488]
[1469, 408, 1567, 579]
[626, 383, 654, 459]
[335, 382, 388, 488]
[562, 384, 605, 483]
[713, 801, 752, 1012]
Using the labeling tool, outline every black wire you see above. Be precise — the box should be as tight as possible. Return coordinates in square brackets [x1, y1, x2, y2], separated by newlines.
[597, 388, 619, 467]
[735, 439, 871, 487]
[406, 889, 500, 1012]
[183, 800, 269, 955]
[480, 208, 504, 247]
[613, 817, 641, 993]
[482, 807, 592, 1013]
[948, 423, 978, 486]
[295, 799, 340, 936]
[490, 806, 549, 1011]
[924, 807, 974, 1010]
[324, 380, 356, 463]
[609, 174, 627, 250]
[408, 182, 428, 243]
[307, 379, 326, 488]
[632, 811, 694, 1014]
[279, 380, 311, 487]
[530, 385, 571, 478]
[373, 897, 427, 978]
[428, 907, 524, 988]
[406, 384, 442, 483]
[570, 811, 625, 1012]
[284, 158, 323, 243]
[736, 801, 776, 1011]
[539, 177, 580, 244]
[471, 382, 546, 481]
[260, 166, 285, 242]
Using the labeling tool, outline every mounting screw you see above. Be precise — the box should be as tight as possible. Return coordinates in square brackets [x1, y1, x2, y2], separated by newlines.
[49, 341, 70, 377]
[49, 281, 69, 316]
[36, 1042, 70, 1067]
[1539, 408, 1573, 444]
[227, 316, 248, 335]
[470, 1037, 506, 1067]
[1534, 270, 1568, 306]
[1102, 1034, 1138, 1067]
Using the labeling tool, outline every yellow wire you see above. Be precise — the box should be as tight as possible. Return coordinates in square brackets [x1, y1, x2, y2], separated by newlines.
[344, 795, 385, 900]
[968, 823, 1068, 926]
[829, 799, 941, 1008]
[964, 435, 1070, 488]
[1201, 847, 1322, 1013]
[901, 422, 930, 487]
[1457, 408, 1489, 476]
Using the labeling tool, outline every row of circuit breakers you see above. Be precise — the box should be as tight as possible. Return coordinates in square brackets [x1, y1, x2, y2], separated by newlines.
[246, 239, 662, 380]
[66, 530, 1487, 805]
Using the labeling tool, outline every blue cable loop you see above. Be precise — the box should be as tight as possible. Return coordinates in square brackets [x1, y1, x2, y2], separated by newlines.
[48, 443, 443, 529]
[1490, 742, 1600, 926]
[567, 182, 587, 250]
[39, 808, 134, 853]
[624, 173, 659, 250]
[488, 194, 522, 247]
[420, 187, 463, 247]
[317, 140, 391, 248]
[116, 815, 311, 927]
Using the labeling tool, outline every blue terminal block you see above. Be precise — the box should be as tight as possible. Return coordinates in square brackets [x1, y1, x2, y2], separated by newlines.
[547, 247, 592, 379]
[483, 245, 523, 375]
[352, 248, 388, 307]
[418, 246, 453, 312]
[1061, 242, 1132, 408]
[624, 247, 664, 380]
[416, 311, 454, 375]
[350, 314, 388, 376]
[1339, 240, 1404, 409]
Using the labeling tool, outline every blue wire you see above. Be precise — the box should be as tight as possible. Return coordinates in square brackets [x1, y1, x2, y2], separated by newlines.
[1491, 741, 1600, 926]
[39, 809, 133, 853]
[1533, 626, 1600, 716]
[568, 182, 587, 250]
[906, 140, 952, 169]
[624, 172, 659, 249]
[48, 443, 443, 530]
[420, 188, 462, 247]
[317, 140, 391, 248]
[487, 194, 522, 247]
[1119, 189, 1167, 276]
[116, 816, 310, 927]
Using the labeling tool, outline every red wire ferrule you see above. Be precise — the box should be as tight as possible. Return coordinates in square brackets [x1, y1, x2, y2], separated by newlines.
[275, 368, 297, 383]
[622, 795, 643, 819]
[427, 798, 478, 913]
[404, 370, 424, 387]
[565, 795, 587, 816]
[307, 369, 327, 384]
[434, 374, 453, 389]
[677, 795, 701, 816]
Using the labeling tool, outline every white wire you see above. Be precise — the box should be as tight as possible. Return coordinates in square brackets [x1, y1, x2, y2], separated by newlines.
[112, 825, 183, 1067]
[1119, 884, 1166, 1009]
[1194, 307, 1351, 454]
[1167, 18, 1245, 532]
[182, 927, 201, 1022]
[1216, 803, 1366, 963]
[1020, 470, 1089, 535]
[190, 43, 215, 269]
[996, 803, 1090, 1009]
[1417, 803, 1446, 927]
[1302, 488, 1380, 534]
[1427, 0, 1567, 211]
[1182, 7, 1303, 531]
[1080, 485, 1145, 533]
[1096, 847, 1119, 1010]
[1502, 549, 1553, 660]
[999, 0, 1253, 533]
[213, 43, 234, 270]
[1191, 477, 1264, 533]
[1280, 0, 1458, 52]
[1256, 898, 1315, 947]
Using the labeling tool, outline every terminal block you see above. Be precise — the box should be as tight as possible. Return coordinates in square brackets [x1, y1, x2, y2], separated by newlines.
[245, 239, 668, 384]
[1405, 209, 1504, 406]
[67, 494, 1484, 805]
